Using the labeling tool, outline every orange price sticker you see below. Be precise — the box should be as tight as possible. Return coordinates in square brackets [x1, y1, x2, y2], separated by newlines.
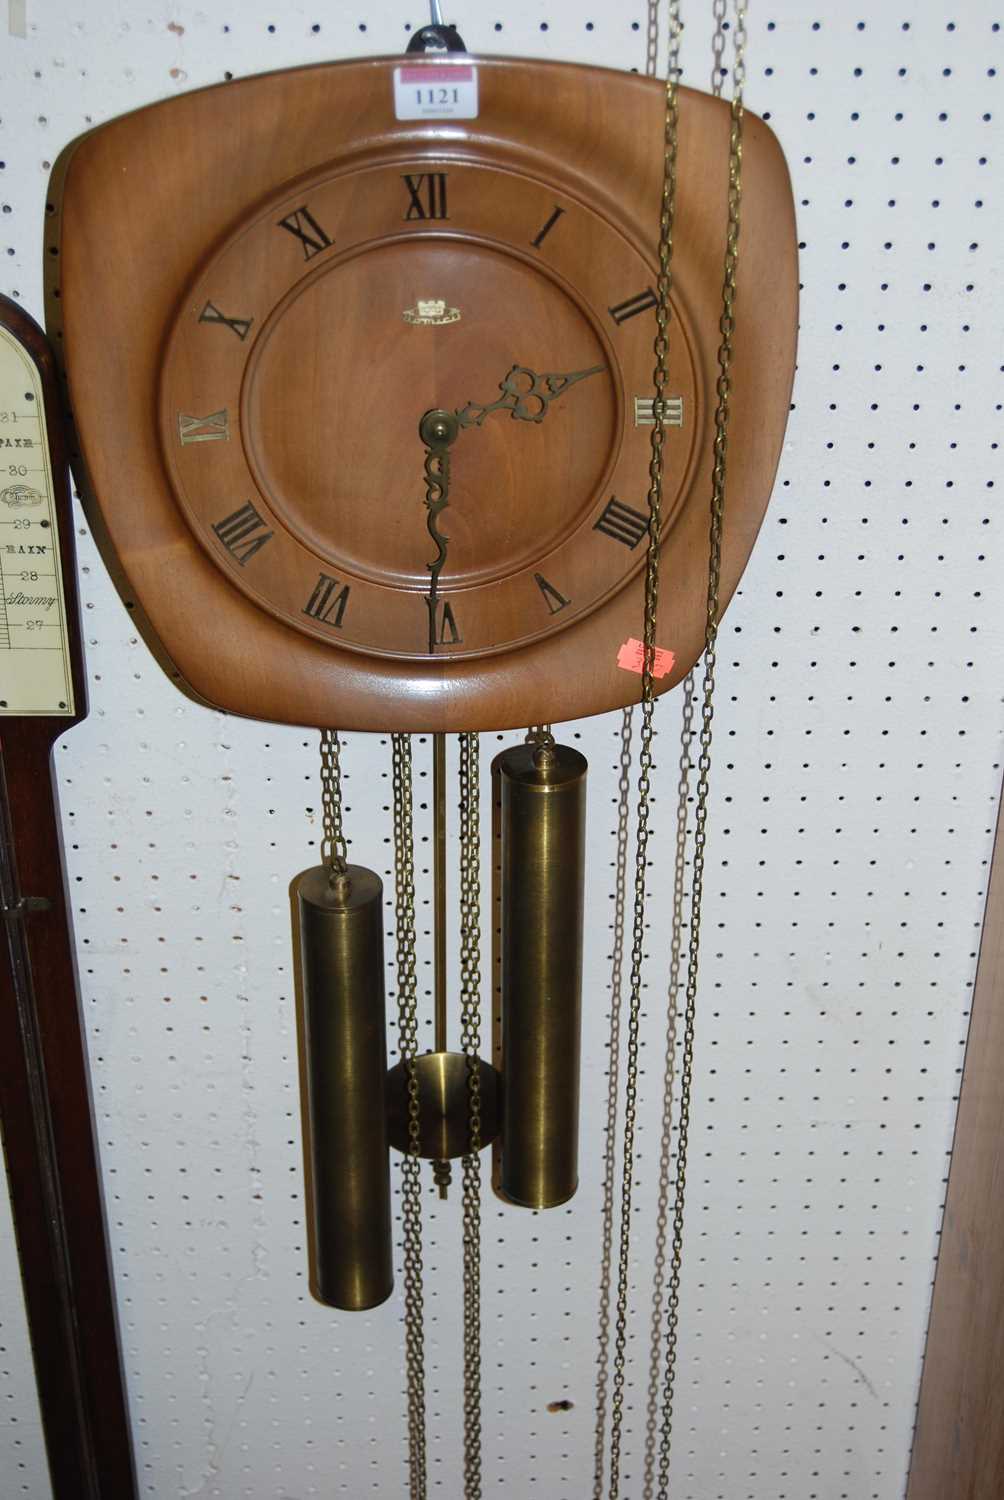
[616, 637, 676, 679]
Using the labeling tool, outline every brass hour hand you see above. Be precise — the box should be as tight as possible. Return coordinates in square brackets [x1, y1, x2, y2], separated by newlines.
[456, 363, 605, 429]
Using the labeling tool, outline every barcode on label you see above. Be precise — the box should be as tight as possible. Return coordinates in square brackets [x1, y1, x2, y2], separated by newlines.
[393, 64, 479, 121]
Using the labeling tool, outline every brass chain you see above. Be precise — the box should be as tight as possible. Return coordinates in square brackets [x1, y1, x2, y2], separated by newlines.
[605, 5, 682, 1492]
[457, 731, 483, 1499]
[711, 0, 728, 94]
[319, 728, 349, 878]
[642, 670, 693, 1500]
[656, 9, 746, 1496]
[592, 707, 634, 1500]
[391, 733, 427, 1500]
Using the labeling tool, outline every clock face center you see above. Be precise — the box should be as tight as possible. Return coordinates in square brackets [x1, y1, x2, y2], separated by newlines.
[240, 236, 619, 590]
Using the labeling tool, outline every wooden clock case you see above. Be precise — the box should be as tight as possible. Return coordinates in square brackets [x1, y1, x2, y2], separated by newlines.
[56, 54, 797, 732]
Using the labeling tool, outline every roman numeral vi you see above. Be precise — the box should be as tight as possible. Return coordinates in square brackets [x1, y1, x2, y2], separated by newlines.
[426, 596, 462, 647]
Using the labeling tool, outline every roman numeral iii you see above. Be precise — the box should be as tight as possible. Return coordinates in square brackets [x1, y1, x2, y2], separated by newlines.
[594, 497, 649, 549]
[277, 205, 333, 260]
[212, 502, 274, 566]
[403, 172, 449, 221]
[634, 396, 684, 428]
[303, 572, 351, 628]
[609, 288, 659, 325]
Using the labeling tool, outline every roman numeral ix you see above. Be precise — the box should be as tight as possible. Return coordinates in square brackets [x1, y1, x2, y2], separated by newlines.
[303, 572, 351, 629]
[178, 410, 229, 445]
[594, 497, 649, 549]
[277, 205, 333, 260]
[211, 502, 274, 566]
[403, 172, 449, 221]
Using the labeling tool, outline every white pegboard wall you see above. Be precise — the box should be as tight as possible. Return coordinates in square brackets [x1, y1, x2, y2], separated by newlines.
[2, 4, 1003, 1498]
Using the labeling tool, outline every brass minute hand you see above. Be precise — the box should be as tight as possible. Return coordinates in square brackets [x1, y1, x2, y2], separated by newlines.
[456, 363, 605, 429]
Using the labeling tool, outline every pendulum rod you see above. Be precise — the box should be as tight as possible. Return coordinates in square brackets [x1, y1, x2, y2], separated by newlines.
[655, 10, 747, 1495]
[391, 734, 428, 1500]
[458, 732, 483, 1498]
[604, 5, 682, 1494]
[432, 733, 451, 1198]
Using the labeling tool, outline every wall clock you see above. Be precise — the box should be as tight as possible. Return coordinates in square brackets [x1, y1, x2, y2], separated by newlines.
[54, 13, 797, 1498]
[58, 46, 795, 732]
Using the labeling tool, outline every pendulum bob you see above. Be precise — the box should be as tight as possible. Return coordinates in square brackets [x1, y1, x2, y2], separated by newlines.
[386, 1052, 502, 1160]
[294, 863, 393, 1311]
[493, 742, 588, 1209]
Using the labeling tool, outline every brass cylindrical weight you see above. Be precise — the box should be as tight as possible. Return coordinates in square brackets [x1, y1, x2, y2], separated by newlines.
[295, 863, 393, 1310]
[495, 742, 587, 1208]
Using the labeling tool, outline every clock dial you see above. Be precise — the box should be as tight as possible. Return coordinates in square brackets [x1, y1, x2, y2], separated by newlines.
[62, 56, 798, 730]
[160, 158, 702, 661]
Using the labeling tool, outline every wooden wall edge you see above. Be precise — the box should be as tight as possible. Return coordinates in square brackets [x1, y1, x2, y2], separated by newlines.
[906, 781, 1004, 1499]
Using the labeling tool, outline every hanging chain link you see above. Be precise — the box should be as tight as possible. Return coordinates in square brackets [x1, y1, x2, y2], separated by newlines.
[457, 731, 484, 1499]
[646, 0, 662, 80]
[319, 728, 349, 879]
[642, 671, 693, 1499]
[656, 9, 746, 1497]
[592, 707, 634, 1499]
[605, 6, 682, 1494]
[391, 733, 428, 1500]
[711, 0, 728, 95]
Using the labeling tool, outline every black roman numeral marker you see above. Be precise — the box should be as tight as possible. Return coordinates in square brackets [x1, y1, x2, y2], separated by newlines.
[535, 574, 570, 615]
[303, 572, 351, 628]
[426, 596, 462, 646]
[211, 502, 274, 566]
[531, 205, 565, 249]
[609, 288, 659, 325]
[594, 497, 649, 549]
[277, 205, 333, 260]
[403, 172, 449, 221]
[199, 301, 253, 341]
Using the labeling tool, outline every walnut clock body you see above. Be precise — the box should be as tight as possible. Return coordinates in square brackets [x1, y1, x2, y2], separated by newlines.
[58, 54, 797, 731]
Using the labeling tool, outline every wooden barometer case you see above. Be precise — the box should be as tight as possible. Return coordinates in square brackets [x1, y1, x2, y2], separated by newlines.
[57, 52, 796, 733]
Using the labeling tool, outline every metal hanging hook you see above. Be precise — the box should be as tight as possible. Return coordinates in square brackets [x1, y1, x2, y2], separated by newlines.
[407, 3, 467, 53]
